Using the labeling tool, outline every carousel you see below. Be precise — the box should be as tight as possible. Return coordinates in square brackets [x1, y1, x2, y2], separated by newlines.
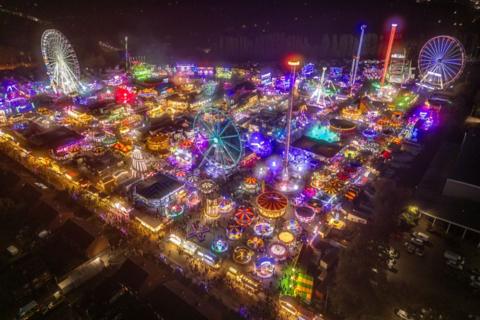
[233, 246, 254, 265]
[341, 105, 362, 120]
[242, 176, 259, 193]
[256, 191, 288, 219]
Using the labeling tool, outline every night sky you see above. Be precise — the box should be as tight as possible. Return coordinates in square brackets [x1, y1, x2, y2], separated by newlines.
[1, 0, 479, 63]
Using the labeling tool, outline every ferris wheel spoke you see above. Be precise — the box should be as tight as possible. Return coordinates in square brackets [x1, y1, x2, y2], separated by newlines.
[222, 143, 237, 166]
[224, 140, 241, 153]
[442, 63, 457, 82]
[439, 38, 449, 56]
[443, 45, 458, 62]
[429, 40, 440, 60]
[218, 121, 232, 136]
[422, 44, 436, 60]
[441, 58, 462, 65]
[220, 134, 239, 140]
[198, 118, 215, 136]
[200, 144, 215, 167]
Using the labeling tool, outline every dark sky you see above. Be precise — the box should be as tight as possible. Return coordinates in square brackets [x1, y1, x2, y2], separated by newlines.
[1, 0, 478, 62]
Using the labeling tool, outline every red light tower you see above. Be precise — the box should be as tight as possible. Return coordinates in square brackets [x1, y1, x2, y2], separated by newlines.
[381, 23, 398, 86]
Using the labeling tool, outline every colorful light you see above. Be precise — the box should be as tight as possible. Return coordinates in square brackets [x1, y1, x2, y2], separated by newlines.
[254, 256, 275, 278]
[247, 132, 272, 158]
[305, 123, 340, 143]
[115, 87, 136, 104]
[211, 236, 229, 254]
[381, 24, 398, 86]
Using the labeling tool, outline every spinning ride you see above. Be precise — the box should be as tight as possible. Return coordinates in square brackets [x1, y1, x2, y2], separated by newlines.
[269, 243, 288, 261]
[41, 29, 81, 95]
[278, 231, 295, 245]
[295, 206, 316, 223]
[253, 221, 274, 237]
[255, 256, 275, 278]
[226, 223, 244, 240]
[256, 192, 288, 219]
[233, 246, 254, 265]
[211, 236, 229, 254]
[418, 36, 465, 90]
[234, 207, 256, 227]
[247, 236, 265, 251]
[194, 107, 243, 175]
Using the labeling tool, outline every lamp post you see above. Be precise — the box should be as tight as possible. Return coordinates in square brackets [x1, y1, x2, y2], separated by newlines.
[125, 36, 129, 71]
[282, 59, 300, 180]
[350, 24, 367, 93]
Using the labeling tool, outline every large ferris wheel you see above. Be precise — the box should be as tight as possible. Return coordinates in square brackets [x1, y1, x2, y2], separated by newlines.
[418, 35, 465, 90]
[41, 29, 81, 95]
[193, 107, 243, 175]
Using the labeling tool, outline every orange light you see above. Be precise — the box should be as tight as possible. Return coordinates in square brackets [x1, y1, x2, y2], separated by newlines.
[287, 60, 300, 67]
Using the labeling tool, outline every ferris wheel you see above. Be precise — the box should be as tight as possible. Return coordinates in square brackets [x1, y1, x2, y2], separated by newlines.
[418, 35, 465, 90]
[41, 29, 81, 95]
[310, 66, 337, 108]
[194, 107, 243, 174]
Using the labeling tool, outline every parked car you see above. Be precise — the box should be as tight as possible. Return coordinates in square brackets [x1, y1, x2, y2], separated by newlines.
[415, 247, 425, 257]
[444, 250, 464, 264]
[410, 237, 424, 247]
[447, 259, 464, 270]
[413, 231, 430, 243]
[470, 275, 480, 282]
[470, 268, 480, 276]
[406, 243, 415, 254]
[470, 281, 480, 289]
[395, 308, 414, 320]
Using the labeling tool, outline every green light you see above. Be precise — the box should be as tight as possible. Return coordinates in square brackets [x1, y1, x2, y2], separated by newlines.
[132, 63, 154, 81]
[305, 123, 340, 143]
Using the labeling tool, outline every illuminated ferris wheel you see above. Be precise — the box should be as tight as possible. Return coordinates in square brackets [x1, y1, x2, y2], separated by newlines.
[41, 29, 81, 95]
[418, 35, 465, 90]
[194, 107, 243, 174]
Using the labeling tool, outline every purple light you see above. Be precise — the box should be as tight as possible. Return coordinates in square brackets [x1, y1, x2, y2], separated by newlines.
[247, 132, 273, 158]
